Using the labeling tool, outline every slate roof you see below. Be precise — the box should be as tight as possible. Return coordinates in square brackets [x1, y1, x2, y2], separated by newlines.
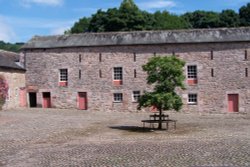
[0, 50, 25, 71]
[22, 27, 250, 49]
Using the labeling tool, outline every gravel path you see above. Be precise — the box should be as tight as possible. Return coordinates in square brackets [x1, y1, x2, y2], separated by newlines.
[0, 109, 249, 167]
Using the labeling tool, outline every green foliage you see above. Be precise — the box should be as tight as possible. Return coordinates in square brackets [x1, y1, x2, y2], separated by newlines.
[68, 1, 250, 34]
[89, 0, 148, 32]
[138, 56, 185, 129]
[0, 41, 23, 53]
[89, 9, 108, 32]
[138, 56, 185, 112]
[69, 17, 91, 34]
[154, 11, 189, 30]
[219, 10, 240, 27]
[182, 11, 220, 28]
[68, 0, 188, 33]
[239, 3, 250, 26]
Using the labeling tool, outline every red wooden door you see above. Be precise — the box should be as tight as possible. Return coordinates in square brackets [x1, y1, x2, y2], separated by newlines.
[228, 94, 239, 112]
[43, 92, 51, 108]
[78, 92, 87, 110]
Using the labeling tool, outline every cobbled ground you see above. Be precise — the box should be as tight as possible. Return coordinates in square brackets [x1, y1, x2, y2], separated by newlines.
[0, 109, 249, 167]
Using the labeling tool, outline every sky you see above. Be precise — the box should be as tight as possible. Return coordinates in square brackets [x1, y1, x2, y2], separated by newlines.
[0, 0, 249, 43]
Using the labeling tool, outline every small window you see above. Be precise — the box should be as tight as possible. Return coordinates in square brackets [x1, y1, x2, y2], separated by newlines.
[211, 51, 213, 60]
[188, 94, 197, 105]
[59, 69, 68, 82]
[99, 69, 102, 78]
[154, 52, 156, 56]
[246, 68, 248, 77]
[245, 50, 248, 60]
[133, 53, 136, 62]
[79, 69, 81, 79]
[114, 93, 123, 103]
[211, 68, 214, 77]
[114, 67, 123, 80]
[79, 54, 81, 62]
[99, 53, 102, 62]
[132, 91, 140, 102]
[134, 69, 137, 78]
[187, 65, 197, 79]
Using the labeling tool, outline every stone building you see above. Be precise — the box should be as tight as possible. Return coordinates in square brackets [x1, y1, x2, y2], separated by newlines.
[0, 50, 26, 110]
[21, 27, 250, 113]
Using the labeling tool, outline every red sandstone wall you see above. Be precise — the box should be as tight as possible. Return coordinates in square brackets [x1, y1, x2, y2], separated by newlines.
[24, 42, 250, 113]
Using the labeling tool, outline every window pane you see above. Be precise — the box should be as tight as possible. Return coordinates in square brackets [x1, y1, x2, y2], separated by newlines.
[60, 69, 68, 81]
[114, 67, 123, 80]
[133, 91, 140, 102]
[188, 94, 197, 104]
[114, 93, 123, 102]
[187, 65, 197, 79]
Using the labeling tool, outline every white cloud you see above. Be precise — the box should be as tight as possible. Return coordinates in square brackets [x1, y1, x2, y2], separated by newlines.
[50, 26, 70, 35]
[21, 0, 63, 7]
[0, 16, 16, 42]
[138, 0, 176, 10]
[4, 16, 74, 29]
[73, 7, 98, 14]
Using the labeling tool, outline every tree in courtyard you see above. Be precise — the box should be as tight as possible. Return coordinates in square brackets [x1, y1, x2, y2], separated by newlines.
[138, 56, 185, 129]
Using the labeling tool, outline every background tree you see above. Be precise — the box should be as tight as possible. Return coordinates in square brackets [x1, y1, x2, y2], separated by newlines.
[239, 3, 250, 26]
[138, 56, 185, 129]
[219, 10, 240, 27]
[67, 1, 250, 34]
[69, 17, 91, 34]
[154, 11, 189, 30]
[181, 11, 220, 28]
[0, 41, 23, 53]
[88, 9, 109, 32]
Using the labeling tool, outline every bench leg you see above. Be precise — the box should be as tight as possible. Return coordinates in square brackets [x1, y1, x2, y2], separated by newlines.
[150, 123, 154, 129]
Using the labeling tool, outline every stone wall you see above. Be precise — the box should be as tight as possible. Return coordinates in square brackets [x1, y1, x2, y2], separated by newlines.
[24, 42, 250, 113]
[0, 68, 26, 110]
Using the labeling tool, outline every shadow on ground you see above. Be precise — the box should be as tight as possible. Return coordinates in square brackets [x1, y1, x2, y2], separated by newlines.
[109, 126, 162, 133]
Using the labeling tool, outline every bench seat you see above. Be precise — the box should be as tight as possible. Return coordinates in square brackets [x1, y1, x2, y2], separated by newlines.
[141, 119, 177, 130]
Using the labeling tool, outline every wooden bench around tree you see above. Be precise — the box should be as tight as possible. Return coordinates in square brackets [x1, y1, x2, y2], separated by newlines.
[141, 119, 177, 130]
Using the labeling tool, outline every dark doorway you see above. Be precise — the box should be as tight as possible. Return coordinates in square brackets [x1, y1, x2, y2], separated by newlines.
[29, 92, 37, 108]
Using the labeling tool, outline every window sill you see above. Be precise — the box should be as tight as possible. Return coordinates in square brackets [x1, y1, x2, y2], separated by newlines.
[187, 79, 198, 85]
[58, 82, 68, 87]
[188, 103, 197, 105]
[113, 101, 123, 103]
[113, 80, 123, 86]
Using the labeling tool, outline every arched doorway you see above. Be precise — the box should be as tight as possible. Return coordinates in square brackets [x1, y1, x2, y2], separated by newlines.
[0, 76, 9, 109]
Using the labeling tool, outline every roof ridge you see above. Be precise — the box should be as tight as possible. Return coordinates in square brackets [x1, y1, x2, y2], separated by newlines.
[22, 27, 250, 49]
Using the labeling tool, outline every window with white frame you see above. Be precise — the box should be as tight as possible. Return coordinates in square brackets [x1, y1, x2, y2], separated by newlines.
[114, 93, 123, 102]
[188, 93, 197, 105]
[187, 65, 197, 79]
[132, 91, 140, 102]
[114, 67, 123, 80]
[59, 69, 68, 82]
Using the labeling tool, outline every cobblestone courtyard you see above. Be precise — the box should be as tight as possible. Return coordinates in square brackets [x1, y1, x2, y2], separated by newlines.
[0, 109, 249, 167]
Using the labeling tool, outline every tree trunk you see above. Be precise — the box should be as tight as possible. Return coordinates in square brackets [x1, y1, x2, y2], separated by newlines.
[158, 108, 162, 129]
